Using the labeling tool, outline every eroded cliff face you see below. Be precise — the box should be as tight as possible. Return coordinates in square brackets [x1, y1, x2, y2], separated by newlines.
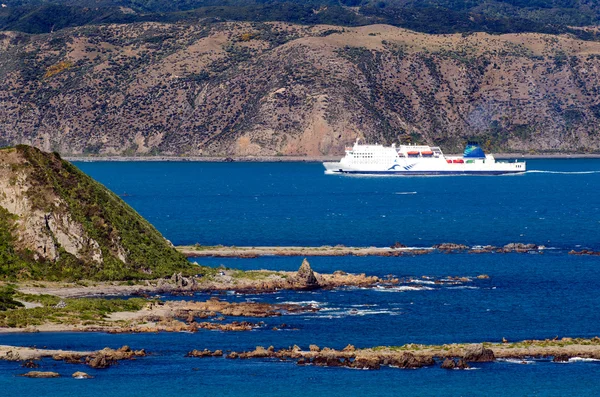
[0, 148, 104, 263]
[0, 146, 190, 280]
[1, 22, 600, 155]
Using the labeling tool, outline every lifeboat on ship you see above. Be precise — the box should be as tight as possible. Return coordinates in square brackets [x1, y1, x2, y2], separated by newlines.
[421, 151, 433, 156]
[452, 159, 464, 164]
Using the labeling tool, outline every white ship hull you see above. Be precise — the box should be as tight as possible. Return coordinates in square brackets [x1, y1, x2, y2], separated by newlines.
[324, 160, 524, 175]
[324, 141, 526, 176]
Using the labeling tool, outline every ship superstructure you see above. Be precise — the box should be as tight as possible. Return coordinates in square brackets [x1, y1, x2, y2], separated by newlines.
[323, 140, 526, 175]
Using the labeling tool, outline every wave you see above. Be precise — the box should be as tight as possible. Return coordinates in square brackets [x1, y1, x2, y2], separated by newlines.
[526, 170, 600, 175]
[374, 286, 434, 292]
[498, 358, 535, 365]
[447, 286, 479, 290]
[395, 191, 417, 195]
[568, 357, 600, 363]
[280, 300, 322, 306]
[411, 280, 437, 285]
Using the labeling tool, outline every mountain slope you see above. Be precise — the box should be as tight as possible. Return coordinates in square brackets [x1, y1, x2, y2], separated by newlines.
[2, 22, 600, 155]
[0, 145, 193, 280]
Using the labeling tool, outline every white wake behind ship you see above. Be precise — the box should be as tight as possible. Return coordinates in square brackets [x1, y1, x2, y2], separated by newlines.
[323, 140, 526, 176]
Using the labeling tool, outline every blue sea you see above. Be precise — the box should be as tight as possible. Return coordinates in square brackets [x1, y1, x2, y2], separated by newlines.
[3, 159, 600, 396]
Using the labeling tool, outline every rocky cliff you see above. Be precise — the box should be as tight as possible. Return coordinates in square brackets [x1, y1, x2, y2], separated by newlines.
[2, 21, 600, 155]
[0, 145, 192, 280]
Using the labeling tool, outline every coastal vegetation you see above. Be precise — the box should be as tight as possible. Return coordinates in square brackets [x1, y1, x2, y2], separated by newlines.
[0, 145, 195, 281]
[0, 292, 147, 328]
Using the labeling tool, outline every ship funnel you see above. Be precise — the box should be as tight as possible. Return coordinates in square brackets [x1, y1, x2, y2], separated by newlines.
[463, 142, 486, 158]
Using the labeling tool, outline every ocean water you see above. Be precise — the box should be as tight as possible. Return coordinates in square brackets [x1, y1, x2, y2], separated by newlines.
[3, 159, 600, 396]
[74, 159, 600, 249]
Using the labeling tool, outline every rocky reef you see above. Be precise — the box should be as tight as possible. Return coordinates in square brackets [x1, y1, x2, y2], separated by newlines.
[187, 338, 600, 371]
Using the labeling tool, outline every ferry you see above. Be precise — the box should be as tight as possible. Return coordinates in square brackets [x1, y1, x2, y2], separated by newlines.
[323, 140, 526, 175]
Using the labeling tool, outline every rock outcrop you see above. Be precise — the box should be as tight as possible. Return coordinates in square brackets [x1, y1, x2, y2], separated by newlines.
[294, 259, 320, 290]
[462, 344, 496, 362]
[20, 371, 60, 378]
[72, 371, 93, 379]
[0, 145, 192, 280]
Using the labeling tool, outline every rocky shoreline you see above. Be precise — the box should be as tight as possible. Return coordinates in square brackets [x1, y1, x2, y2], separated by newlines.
[178, 242, 548, 258]
[186, 338, 600, 370]
[5, 338, 600, 377]
[2, 259, 487, 334]
[16, 259, 384, 299]
[0, 297, 319, 334]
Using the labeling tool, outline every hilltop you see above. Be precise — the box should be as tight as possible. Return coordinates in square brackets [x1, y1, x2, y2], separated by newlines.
[2, 22, 600, 155]
[0, 145, 193, 280]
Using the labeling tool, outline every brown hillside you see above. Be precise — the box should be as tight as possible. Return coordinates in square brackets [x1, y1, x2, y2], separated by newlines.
[1, 22, 600, 155]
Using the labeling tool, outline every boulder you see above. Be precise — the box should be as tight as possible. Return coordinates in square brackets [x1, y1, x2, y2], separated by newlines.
[456, 359, 470, 369]
[388, 353, 431, 369]
[87, 355, 113, 369]
[21, 371, 60, 378]
[72, 371, 93, 379]
[294, 259, 319, 289]
[552, 354, 570, 362]
[296, 358, 308, 365]
[186, 349, 214, 358]
[309, 345, 320, 352]
[462, 344, 495, 362]
[441, 358, 470, 369]
[441, 358, 456, 369]
[342, 344, 356, 352]
[503, 243, 538, 253]
[352, 356, 380, 370]
[21, 360, 40, 368]
[434, 243, 469, 252]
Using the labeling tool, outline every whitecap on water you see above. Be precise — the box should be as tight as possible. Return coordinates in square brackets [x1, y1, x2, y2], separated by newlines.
[498, 358, 535, 365]
[526, 170, 600, 175]
[280, 300, 322, 306]
[411, 280, 436, 285]
[374, 286, 434, 292]
[395, 191, 417, 195]
[447, 286, 479, 290]
[567, 357, 600, 363]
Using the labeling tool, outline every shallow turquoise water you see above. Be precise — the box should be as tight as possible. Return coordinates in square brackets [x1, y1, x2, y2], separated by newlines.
[2, 160, 600, 396]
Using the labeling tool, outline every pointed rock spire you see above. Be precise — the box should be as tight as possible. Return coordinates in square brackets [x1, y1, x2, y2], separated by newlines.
[295, 258, 319, 289]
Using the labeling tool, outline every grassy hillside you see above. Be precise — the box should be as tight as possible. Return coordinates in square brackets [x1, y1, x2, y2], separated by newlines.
[0, 145, 194, 281]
